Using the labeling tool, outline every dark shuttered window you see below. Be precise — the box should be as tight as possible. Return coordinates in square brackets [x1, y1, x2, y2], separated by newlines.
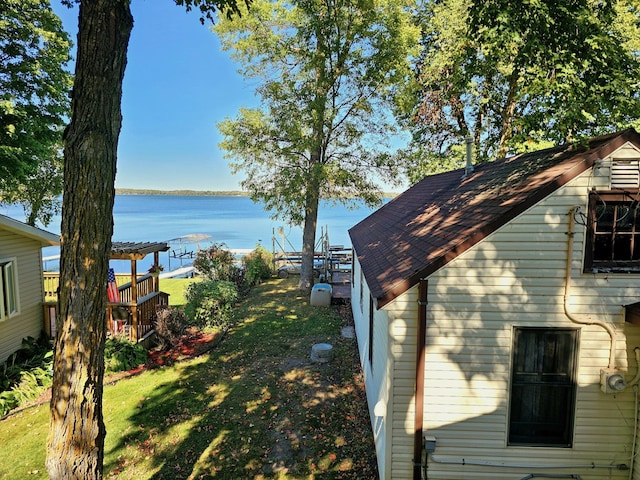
[585, 191, 640, 272]
[509, 328, 578, 447]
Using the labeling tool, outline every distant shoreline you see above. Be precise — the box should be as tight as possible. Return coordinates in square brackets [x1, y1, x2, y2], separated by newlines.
[115, 189, 248, 196]
[115, 188, 399, 198]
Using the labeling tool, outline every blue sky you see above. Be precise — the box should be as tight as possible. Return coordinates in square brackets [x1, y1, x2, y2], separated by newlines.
[52, 0, 257, 191]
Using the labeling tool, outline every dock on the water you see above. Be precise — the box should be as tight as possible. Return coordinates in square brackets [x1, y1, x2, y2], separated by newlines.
[271, 227, 352, 304]
[159, 266, 196, 279]
[326, 245, 352, 303]
[330, 270, 351, 303]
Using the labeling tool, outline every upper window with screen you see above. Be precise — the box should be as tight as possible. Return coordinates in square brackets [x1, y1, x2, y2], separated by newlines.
[584, 190, 640, 272]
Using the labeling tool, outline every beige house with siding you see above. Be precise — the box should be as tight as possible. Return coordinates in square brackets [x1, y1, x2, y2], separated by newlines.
[349, 128, 640, 480]
[0, 215, 59, 363]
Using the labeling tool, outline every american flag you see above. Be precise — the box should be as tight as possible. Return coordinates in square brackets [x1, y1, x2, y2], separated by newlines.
[107, 268, 120, 303]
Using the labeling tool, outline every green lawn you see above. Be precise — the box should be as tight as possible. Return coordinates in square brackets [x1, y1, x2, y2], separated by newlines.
[161, 277, 200, 307]
[0, 278, 377, 479]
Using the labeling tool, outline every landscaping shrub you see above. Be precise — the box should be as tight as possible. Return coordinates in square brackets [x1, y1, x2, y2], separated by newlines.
[194, 242, 249, 295]
[0, 334, 53, 417]
[155, 306, 189, 351]
[227, 263, 249, 296]
[243, 244, 273, 286]
[186, 279, 238, 330]
[193, 242, 236, 281]
[0, 333, 150, 417]
[104, 336, 147, 374]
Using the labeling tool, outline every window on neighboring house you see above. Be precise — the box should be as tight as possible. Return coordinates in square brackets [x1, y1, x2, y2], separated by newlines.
[509, 327, 578, 447]
[0, 258, 19, 320]
[585, 191, 640, 272]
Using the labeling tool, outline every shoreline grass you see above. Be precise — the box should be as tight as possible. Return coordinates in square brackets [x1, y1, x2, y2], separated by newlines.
[0, 278, 377, 479]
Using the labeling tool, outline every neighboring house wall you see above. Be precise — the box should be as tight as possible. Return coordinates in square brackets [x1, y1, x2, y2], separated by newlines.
[635, 395, 640, 480]
[354, 143, 640, 479]
[0, 229, 46, 363]
[385, 288, 418, 480]
[420, 167, 640, 479]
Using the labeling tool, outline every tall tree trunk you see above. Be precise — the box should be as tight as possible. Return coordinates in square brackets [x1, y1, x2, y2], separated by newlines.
[46, 1, 132, 479]
[26, 202, 39, 227]
[298, 163, 320, 291]
[298, 24, 328, 292]
[496, 73, 519, 160]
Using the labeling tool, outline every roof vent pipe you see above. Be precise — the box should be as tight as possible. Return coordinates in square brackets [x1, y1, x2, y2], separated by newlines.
[463, 137, 474, 177]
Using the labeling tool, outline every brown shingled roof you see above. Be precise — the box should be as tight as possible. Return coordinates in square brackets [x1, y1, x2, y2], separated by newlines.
[350, 128, 640, 307]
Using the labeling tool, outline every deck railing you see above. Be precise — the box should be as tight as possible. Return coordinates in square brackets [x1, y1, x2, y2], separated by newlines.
[44, 272, 133, 298]
[43, 272, 168, 343]
[43, 272, 59, 299]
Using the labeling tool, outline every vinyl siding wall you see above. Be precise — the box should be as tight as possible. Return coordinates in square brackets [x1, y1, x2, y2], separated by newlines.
[0, 229, 45, 363]
[386, 289, 418, 480]
[614, 144, 640, 480]
[352, 257, 397, 479]
[412, 148, 640, 479]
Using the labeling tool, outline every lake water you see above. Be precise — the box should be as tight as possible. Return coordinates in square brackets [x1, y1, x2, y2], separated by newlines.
[1, 195, 381, 273]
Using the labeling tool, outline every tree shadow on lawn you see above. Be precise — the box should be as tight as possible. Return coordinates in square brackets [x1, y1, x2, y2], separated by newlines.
[104, 280, 378, 479]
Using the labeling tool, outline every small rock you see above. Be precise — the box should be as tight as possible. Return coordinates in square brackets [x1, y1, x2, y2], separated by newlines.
[341, 326, 355, 339]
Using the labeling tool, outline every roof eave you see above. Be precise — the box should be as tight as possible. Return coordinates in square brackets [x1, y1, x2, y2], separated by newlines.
[0, 215, 59, 246]
[374, 149, 606, 308]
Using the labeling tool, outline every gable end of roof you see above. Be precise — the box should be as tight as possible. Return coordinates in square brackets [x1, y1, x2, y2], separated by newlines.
[353, 128, 640, 308]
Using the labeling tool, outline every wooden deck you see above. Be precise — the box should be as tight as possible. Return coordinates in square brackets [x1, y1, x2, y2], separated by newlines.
[330, 271, 351, 303]
[43, 272, 169, 343]
[43, 241, 170, 344]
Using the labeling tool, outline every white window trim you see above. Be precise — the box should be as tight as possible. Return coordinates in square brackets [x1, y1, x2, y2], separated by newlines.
[0, 257, 20, 321]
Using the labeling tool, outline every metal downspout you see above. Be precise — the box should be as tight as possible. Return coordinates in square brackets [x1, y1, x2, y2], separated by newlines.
[413, 279, 428, 480]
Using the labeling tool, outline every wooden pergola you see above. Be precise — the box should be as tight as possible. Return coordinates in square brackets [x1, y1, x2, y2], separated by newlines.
[107, 241, 170, 342]
[44, 241, 171, 343]
[110, 241, 169, 296]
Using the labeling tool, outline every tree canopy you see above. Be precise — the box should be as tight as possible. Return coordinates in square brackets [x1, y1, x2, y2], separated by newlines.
[2, 153, 63, 226]
[215, 0, 420, 288]
[0, 0, 72, 223]
[397, 0, 640, 183]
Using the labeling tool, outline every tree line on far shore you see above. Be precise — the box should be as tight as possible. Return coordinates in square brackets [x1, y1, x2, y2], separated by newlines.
[115, 188, 248, 196]
[115, 188, 399, 198]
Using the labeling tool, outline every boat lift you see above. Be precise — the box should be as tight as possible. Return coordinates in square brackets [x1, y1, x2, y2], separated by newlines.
[166, 233, 211, 271]
[271, 226, 352, 297]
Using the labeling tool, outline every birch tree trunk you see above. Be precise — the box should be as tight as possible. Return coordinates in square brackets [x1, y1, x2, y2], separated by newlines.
[46, 1, 133, 478]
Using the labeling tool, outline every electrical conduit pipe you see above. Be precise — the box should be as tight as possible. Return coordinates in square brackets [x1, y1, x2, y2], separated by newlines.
[564, 207, 617, 369]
